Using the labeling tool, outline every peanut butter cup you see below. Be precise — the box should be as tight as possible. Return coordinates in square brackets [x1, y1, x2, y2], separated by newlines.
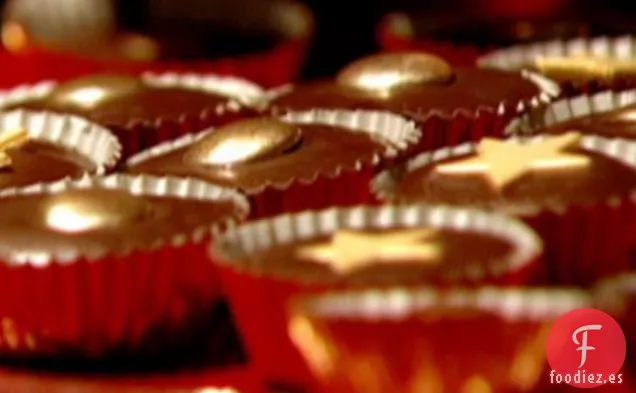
[270, 52, 557, 118]
[127, 109, 420, 217]
[374, 133, 636, 284]
[1, 73, 266, 158]
[0, 174, 248, 360]
[210, 204, 543, 386]
[0, 110, 119, 190]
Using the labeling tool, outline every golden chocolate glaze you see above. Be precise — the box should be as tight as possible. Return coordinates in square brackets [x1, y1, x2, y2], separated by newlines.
[336, 53, 455, 95]
[42, 75, 145, 110]
[185, 118, 303, 166]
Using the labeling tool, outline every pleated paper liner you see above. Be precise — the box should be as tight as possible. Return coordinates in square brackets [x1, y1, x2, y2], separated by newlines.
[505, 87, 636, 138]
[478, 35, 636, 97]
[0, 109, 121, 186]
[127, 109, 421, 219]
[0, 0, 314, 89]
[373, 132, 636, 286]
[0, 174, 249, 365]
[288, 286, 590, 393]
[209, 204, 544, 388]
[0, 73, 267, 160]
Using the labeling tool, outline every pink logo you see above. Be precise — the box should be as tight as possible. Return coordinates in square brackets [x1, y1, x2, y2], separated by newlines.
[546, 308, 626, 388]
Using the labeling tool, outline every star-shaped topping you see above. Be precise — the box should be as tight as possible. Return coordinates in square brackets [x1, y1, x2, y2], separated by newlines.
[433, 132, 590, 191]
[296, 228, 442, 274]
[0, 128, 29, 169]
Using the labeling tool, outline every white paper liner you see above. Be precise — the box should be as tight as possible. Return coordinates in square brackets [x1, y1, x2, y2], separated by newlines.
[478, 35, 636, 72]
[126, 109, 421, 193]
[211, 204, 542, 283]
[594, 272, 636, 317]
[0, 72, 268, 113]
[0, 173, 249, 266]
[0, 109, 121, 171]
[291, 285, 590, 322]
[373, 133, 636, 214]
[505, 88, 636, 136]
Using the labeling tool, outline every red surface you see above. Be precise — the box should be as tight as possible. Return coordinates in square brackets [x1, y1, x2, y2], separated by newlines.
[0, 365, 264, 393]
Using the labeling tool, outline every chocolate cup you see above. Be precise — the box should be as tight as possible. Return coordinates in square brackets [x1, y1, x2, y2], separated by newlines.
[378, 10, 636, 66]
[209, 204, 543, 387]
[288, 286, 590, 393]
[0, 73, 267, 159]
[373, 132, 636, 286]
[0, 174, 249, 362]
[1, 0, 314, 87]
[128, 109, 421, 219]
[479, 36, 636, 96]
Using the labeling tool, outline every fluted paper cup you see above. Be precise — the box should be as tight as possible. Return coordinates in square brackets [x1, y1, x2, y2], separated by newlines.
[289, 286, 590, 393]
[128, 109, 421, 219]
[0, 174, 249, 363]
[210, 204, 543, 387]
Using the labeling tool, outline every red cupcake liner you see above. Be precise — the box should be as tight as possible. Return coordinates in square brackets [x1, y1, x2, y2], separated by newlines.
[399, 70, 559, 159]
[210, 204, 544, 388]
[0, 174, 249, 361]
[377, 13, 485, 66]
[0, 0, 313, 89]
[478, 35, 636, 97]
[0, 73, 268, 160]
[374, 132, 636, 286]
[288, 286, 591, 393]
[127, 109, 421, 219]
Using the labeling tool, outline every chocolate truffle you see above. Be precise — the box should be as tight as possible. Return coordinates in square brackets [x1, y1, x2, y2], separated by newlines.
[270, 53, 557, 118]
[0, 110, 120, 190]
[375, 132, 636, 215]
[3, 74, 264, 127]
[127, 113, 416, 193]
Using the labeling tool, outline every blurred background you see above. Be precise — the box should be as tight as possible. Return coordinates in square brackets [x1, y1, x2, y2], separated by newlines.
[0, 0, 632, 79]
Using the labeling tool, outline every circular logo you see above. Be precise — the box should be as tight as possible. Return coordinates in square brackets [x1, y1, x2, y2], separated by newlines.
[546, 308, 626, 388]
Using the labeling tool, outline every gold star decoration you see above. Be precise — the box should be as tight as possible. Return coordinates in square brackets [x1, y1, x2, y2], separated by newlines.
[433, 132, 590, 191]
[296, 228, 442, 274]
[0, 128, 29, 169]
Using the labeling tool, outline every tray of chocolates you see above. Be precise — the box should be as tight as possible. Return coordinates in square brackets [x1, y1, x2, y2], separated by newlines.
[1, 0, 636, 392]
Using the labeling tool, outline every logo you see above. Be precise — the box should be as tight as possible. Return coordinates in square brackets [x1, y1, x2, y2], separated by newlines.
[546, 308, 626, 388]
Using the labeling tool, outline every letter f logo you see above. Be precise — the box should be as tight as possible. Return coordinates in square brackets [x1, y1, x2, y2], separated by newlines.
[572, 324, 603, 368]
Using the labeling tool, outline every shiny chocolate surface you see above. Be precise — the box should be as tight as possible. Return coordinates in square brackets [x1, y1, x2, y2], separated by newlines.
[128, 118, 387, 191]
[230, 227, 513, 284]
[7, 74, 230, 127]
[390, 133, 636, 213]
[0, 138, 93, 190]
[0, 188, 239, 258]
[271, 53, 540, 116]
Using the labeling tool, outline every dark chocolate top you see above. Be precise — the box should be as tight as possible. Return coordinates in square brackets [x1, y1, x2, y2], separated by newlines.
[387, 133, 636, 214]
[541, 103, 636, 140]
[270, 53, 542, 117]
[228, 227, 513, 284]
[0, 130, 92, 190]
[127, 118, 388, 192]
[5, 75, 231, 127]
[0, 188, 240, 259]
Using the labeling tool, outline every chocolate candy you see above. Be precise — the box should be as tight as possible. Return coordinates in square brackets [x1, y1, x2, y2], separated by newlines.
[128, 117, 390, 192]
[271, 52, 551, 117]
[377, 132, 636, 214]
[5, 74, 239, 127]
